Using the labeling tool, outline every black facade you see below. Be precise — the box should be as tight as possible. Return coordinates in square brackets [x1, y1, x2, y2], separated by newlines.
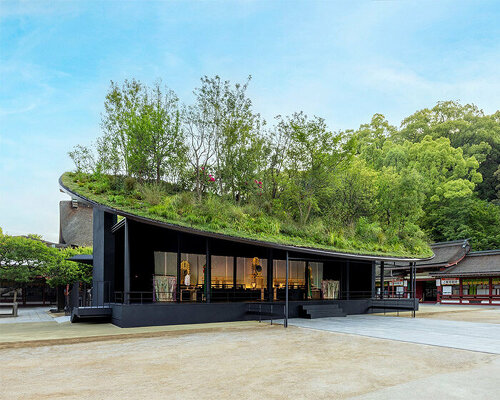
[61, 177, 426, 328]
[75, 209, 420, 327]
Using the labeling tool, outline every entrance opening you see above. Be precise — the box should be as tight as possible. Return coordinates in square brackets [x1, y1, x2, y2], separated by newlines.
[422, 280, 437, 302]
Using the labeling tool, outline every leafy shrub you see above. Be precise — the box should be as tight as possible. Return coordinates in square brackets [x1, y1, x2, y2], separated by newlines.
[138, 183, 164, 205]
[124, 177, 136, 192]
[355, 217, 383, 243]
[108, 175, 124, 191]
[91, 179, 110, 194]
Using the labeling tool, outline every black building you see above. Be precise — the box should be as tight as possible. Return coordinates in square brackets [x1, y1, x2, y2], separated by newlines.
[61, 179, 428, 328]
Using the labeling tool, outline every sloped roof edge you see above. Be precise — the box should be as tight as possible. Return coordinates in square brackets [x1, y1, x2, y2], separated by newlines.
[59, 176, 433, 263]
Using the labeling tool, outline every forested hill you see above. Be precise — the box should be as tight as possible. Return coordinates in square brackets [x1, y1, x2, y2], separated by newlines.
[67, 77, 500, 257]
[354, 102, 500, 251]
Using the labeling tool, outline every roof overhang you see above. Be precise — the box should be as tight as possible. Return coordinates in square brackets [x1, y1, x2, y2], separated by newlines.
[432, 272, 500, 277]
[66, 254, 93, 265]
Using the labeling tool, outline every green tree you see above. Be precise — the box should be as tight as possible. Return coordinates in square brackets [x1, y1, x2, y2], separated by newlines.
[182, 85, 218, 200]
[263, 118, 291, 200]
[375, 167, 425, 234]
[399, 101, 500, 201]
[494, 164, 500, 201]
[45, 247, 93, 287]
[101, 79, 143, 176]
[68, 145, 95, 174]
[0, 231, 54, 287]
[326, 159, 377, 227]
[0, 229, 92, 288]
[146, 82, 186, 184]
[351, 113, 397, 168]
[278, 112, 347, 224]
[186, 75, 264, 200]
[380, 136, 482, 203]
[423, 197, 500, 250]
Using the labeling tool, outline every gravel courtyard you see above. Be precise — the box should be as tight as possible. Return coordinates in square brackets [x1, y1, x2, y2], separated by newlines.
[2, 320, 499, 400]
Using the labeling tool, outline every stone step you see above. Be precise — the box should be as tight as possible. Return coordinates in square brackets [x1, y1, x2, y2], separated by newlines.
[307, 310, 346, 319]
[300, 303, 346, 319]
[302, 304, 340, 311]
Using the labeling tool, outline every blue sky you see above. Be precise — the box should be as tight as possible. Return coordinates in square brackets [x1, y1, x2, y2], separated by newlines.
[1, 0, 499, 242]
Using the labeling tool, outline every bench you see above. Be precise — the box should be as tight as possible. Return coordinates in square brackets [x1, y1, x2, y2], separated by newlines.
[0, 302, 18, 317]
[0, 290, 19, 317]
[368, 299, 417, 317]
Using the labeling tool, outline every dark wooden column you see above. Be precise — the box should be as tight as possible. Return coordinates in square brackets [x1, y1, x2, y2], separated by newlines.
[124, 219, 130, 304]
[346, 261, 350, 300]
[489, 277, 493, 304]
[267, 249, 274, 302]
[92, 208, 117, 305]
[176, 233, 181, 303]
[412, 262, 417, 317]
[233, 256, 237, 293]
[71, 282, 79, 310]
[285, 251, 289, 328]
[205, 238, 211, 303]
[408, 263, 412, 298]
[379, 261, 385, 299]
[305, 261, 310, 300]
[413, 262, 417, 299]
[371, 261, 376, 298]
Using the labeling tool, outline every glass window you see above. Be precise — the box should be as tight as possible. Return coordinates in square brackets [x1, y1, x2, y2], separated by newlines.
[273, 260, 305, 288]
[181, 253, 205, 287]
[236, 257, 267, 289]
[309, 262, 323, 289]
[154, 251, 177, 276]
[477, 284, 489, 295]
[211, 256, 234, 288]
[154, 251, 206, 286]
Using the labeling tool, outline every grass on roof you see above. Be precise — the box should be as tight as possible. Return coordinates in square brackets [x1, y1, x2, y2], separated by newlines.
[61, 172, 432, 258]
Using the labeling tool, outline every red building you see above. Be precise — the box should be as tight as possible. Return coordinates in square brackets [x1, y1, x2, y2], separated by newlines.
[433, 250, 500, 305]
[381, 240, 500, 305]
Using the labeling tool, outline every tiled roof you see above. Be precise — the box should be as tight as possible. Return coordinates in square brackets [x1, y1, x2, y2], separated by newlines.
[433, 250, 500, 277]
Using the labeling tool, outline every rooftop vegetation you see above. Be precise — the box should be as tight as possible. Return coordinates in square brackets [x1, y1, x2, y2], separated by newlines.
[61, 171, 430, 257]
[66, 76, 500, 258]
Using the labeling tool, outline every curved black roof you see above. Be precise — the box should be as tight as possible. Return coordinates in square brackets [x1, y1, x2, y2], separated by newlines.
[391, 239, 468, 270]
[59, 176, 433, 263]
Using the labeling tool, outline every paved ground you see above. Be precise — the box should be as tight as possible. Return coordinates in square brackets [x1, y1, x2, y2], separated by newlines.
[381, 303, 500, 324]
[1, 305, 500, 398]
[1, 324, 497, 400]
[0, 306, 54, 323]
[284, 314, 500, 354]
[0, 318, 267, 349]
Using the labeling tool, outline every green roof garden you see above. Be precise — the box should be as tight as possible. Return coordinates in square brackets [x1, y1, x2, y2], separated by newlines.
[61, 172, 432, 259]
